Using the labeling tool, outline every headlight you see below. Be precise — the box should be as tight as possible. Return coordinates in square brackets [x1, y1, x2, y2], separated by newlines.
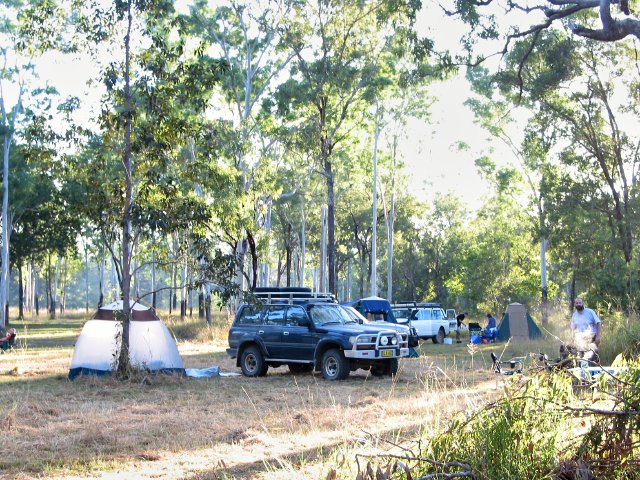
[391, 336, 398, 345]
[380, 336, 389, 346]
[349, 336, 357, 345]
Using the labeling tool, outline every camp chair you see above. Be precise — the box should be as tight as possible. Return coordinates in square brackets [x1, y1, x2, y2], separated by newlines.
[1, 331, 16, 353]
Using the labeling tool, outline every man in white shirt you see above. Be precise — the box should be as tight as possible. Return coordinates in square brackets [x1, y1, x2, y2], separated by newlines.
[571, 298, 602, 350]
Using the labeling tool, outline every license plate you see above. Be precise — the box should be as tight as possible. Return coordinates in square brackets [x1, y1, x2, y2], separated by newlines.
[381, 350, 393, 357]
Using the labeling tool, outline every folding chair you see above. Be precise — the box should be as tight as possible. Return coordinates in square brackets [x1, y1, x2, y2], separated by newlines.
[1, 330, 17, 353]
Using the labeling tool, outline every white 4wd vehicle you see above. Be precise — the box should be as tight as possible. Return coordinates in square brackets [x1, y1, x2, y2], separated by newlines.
[392, 302, 451, 344]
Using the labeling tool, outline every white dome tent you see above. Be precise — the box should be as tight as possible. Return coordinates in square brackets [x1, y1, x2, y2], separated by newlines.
[68, 300, 185, 380]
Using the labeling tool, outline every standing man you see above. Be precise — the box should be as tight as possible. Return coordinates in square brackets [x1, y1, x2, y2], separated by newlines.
[455, 311, 467, 343]
[571, 298, 602, 350]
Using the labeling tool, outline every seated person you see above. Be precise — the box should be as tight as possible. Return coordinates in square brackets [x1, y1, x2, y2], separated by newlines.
[484, 314, 497, 341]
[1, 327, 16, 352]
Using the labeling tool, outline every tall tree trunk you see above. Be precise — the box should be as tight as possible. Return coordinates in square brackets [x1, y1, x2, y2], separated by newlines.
[300, 201, 306, 287]
[50, 255, 61, 319]
[540, 237, 548, 324]
[320, 207, 327, 292]
[60, 256, 67, 316]
[151, 247, 156, 310]
[180, 259, 187, 319]
[117, 0, 134, 377]
[326, 162, 337, 295]
[85, 242, 90, 312]
[18, 264, 23, 319]
[346, 257, 352, 302]
[34, 261, 39, 317]
[371, 106, 381, 297]
[0, 84, 23, 329]
[260, 197, 272, 287]
[205, 283, 212, 326]
[172, 261, 178, 312]
[98, 244, 105, 307]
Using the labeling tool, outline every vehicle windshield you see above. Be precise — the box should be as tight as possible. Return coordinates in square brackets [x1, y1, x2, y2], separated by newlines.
[309, 304, 356, 326]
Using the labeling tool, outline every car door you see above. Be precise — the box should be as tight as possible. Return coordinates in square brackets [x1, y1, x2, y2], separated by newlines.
[261, 306, 287, 358]
[413, 308, 434, 337]
[281, 306, 315, 361]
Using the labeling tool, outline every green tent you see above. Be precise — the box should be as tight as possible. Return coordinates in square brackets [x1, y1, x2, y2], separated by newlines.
[497, 303, 542, 342]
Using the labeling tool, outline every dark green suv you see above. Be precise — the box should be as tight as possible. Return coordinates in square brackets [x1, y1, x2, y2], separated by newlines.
[226, 289, 409, 380]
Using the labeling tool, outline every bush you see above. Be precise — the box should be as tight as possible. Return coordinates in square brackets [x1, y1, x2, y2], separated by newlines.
[598, 313, 640, 365]
[406, 364, 640, 480]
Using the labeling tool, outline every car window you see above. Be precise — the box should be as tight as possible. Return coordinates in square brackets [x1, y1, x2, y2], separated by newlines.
[237, 306, 263, 325]
[433, 309, 444, 320]
[367, 312, 386, 322]
[393, 308, 411, 320]
[264, 306, 287, 325]
[309, 305, 350, 326]
[415, 309, 432, 320]
[286, 306, 308, 326]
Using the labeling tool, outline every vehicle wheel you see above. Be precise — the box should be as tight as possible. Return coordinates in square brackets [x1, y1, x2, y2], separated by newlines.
[240, 346, 268, 377]
[383, 358, 399, 376]
[321, 348, 349, 380]
[289, 363, 313, 375]
[433, 327, 445, 344]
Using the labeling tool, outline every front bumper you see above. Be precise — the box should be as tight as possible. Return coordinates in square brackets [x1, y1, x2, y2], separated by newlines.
[344, 347, 409, 359]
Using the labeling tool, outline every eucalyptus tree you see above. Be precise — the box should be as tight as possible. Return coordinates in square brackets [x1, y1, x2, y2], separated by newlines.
[481, 33, 640, 306]
[187, 0, 297, 293]
[462, 157, 541, 313]
[277, 0, 420, 295]
[441, 0, 640, 68]
[9, 144, 85, 318]
[0, 1, 35, 326]
[65, 0, 230, 373]
[466, 63, 558, 321]
[0, 0, 83, 326]
[377, 85, 432, 300]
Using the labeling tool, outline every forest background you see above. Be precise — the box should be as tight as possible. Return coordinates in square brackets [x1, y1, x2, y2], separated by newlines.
[1, 0, 639, 328]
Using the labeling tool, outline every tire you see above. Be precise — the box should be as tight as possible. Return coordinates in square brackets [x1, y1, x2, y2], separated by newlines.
[240, 345, 268, 377]
[384, 358, 399, 376]
[432, 327, 445, 344]
[321, 348, 350, 380]
[288, 363, 313, 375]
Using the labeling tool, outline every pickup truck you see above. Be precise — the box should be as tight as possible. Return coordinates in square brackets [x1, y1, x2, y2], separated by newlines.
[392, 302, 451, 344]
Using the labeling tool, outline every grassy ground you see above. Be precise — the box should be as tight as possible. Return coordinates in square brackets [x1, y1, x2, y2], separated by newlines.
[0, 311, 570, 480]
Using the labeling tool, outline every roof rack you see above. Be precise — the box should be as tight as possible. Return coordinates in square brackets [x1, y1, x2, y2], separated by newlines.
[249, 288, 337, 305]
[392, 301, 442, 308]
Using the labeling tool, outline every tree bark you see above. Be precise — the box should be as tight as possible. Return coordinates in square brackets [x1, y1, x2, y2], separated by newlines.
[18, 264, 23, 320]
[117, 0, 134, 377]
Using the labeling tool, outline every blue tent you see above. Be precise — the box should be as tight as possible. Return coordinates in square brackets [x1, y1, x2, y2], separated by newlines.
[343, 296, 398, 323]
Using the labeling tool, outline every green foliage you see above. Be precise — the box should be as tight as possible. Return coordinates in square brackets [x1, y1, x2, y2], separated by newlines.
[417, 362, 640, 479]
[598, 313, 640, 365]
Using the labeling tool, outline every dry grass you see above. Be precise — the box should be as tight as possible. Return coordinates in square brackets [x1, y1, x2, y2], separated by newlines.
[0, 311, 563, 480]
